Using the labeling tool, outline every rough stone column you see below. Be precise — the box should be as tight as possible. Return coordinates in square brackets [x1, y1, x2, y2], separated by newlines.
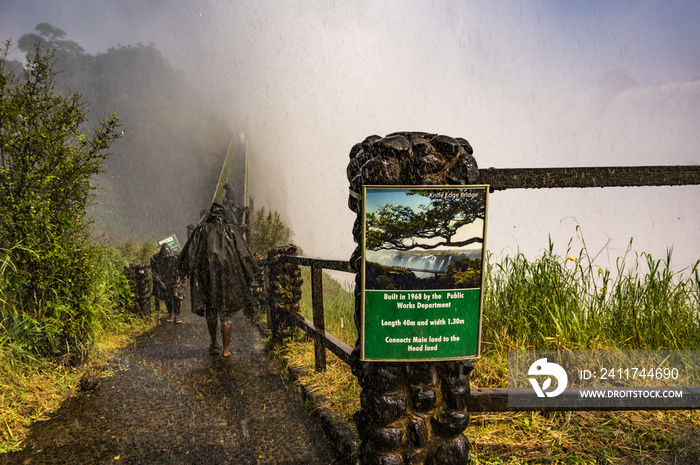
[266, 244, 303, 343]
[246, 253, 267, 320]
[347, 132, 478, 465]
[123, 263, 151, 316]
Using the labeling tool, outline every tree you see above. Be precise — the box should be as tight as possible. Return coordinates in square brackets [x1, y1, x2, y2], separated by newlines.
[18, 23, 93, 96]
[249, 207, 291, 255]
[0, 40, 120, 360]
[444, 256, 482, 288]
[17, 22, 86, 56]
[365, 190, 485, 251]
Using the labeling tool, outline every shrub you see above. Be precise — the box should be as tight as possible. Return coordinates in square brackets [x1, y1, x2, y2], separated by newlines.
[0, 40, 120, 362]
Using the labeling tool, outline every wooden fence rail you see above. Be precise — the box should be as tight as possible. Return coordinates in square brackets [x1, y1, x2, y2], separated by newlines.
[478, 165, 700, 190]
[275, 255, 354, 370]
[467, 387, 700, 412]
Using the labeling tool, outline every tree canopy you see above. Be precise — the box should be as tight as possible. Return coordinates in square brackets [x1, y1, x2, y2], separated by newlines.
[17, 22, 85, 56]
[366, 190, 485, 251]
[0, 41, 119, 242]
[249, 207, 291, 255]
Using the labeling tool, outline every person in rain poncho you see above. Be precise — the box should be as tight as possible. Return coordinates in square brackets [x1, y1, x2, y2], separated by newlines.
[178, 203, 258, 357]
[150, 243, 183, 323]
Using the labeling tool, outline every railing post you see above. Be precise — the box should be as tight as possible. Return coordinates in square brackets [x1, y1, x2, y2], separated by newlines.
[266, 244, 303, 344]
[311, 263, 327, 372]
[124, 263, 151, 316]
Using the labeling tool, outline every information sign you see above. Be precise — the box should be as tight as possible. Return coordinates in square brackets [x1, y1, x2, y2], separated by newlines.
[361, 186, 489, 361]
[157, 234, 181, 252]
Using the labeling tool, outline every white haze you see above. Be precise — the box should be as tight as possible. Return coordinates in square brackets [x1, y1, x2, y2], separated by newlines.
[2, 0, 699, 276]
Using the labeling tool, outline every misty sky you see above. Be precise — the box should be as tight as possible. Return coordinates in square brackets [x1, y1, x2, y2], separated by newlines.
[2, 0, 699, 276]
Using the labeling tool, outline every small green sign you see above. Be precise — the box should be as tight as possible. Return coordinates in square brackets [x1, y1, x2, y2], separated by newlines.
[361, 186, 489, 361]
[157, 234, 181, 252]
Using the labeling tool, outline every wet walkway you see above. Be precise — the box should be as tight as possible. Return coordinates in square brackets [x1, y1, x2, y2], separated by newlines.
[1, 304, 344, 464]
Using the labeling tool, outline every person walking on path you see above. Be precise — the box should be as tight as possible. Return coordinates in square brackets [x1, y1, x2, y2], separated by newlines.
[151, 252, 165, 314]
[150, 243, 184, 323]
[178, 203, 258, 357]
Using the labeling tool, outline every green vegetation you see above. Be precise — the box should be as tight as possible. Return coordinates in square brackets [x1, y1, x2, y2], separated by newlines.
[278, 236, 700, 463]
[470, 235, 700, 463]
[298, 268, 357, 347]
[0, 241, 159, 453]
[1, 40, 120, 363]
[481, 234, 700, 356]
[249, 207, 292, 255]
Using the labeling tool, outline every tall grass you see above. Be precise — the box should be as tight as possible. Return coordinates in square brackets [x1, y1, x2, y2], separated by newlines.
[471, 236, 700, 463]
[288, 268, 359, 423]
[298, 268, 357, 346]
[482, 235, 700, 358]
[0, 244, 43, 363]
[0, 242, 142, 364]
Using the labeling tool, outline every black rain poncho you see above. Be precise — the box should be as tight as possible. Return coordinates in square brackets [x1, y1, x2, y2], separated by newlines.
[151, 243, 183, 314]
[179, 203, 258, 322]
[151, 244, 180, 293]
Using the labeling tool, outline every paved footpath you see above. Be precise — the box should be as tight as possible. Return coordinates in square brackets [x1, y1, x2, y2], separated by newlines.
[1, 302, 345, 465]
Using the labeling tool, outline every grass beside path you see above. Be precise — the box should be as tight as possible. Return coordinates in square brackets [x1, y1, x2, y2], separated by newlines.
[0, 313, 158, 453]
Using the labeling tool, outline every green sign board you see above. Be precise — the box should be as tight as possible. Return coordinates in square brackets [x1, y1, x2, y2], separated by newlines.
[361, 186, 489, 361]
[157, 234, 181, 252]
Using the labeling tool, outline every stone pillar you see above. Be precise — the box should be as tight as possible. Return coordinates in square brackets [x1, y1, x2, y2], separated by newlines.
[246, 253, 267, 320]
[266, 244, 303, 343]
[347, 132, 478, 465]
[123, 263, 151, 316]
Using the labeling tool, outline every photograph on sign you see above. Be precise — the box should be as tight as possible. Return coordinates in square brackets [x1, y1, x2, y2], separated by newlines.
[361, 186, 489, 361]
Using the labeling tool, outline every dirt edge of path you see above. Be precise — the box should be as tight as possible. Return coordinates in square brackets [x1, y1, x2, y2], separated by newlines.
[253, 322, 359, 462]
